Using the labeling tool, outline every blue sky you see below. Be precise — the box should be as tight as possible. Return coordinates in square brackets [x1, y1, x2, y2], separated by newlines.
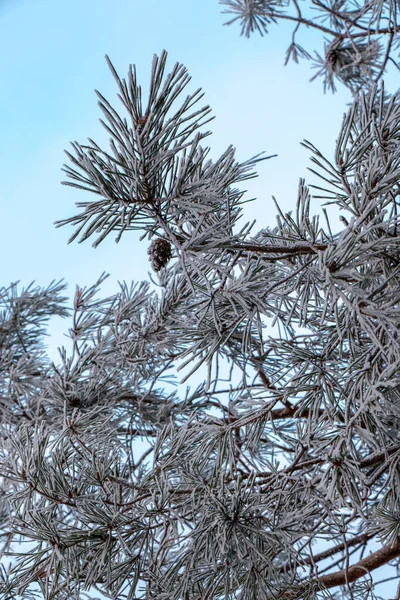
[0, 0, 357, 360]
[0, 0, 354, 313]
[1, 0, 399, 596]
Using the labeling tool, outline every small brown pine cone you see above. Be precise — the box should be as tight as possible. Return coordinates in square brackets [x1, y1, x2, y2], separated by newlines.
[148, 238, 172, 271]
[137, 115, 148, 134]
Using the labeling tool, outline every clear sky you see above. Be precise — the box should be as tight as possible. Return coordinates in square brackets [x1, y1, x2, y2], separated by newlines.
[0, 0, 399, 596]
[0, 0, 355, 335]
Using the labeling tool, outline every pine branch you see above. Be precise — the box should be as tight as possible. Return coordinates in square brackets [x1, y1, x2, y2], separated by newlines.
[318, 539, 400, 588]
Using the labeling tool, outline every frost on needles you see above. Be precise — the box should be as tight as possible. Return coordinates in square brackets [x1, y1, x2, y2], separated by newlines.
[0, 50, 400, 600]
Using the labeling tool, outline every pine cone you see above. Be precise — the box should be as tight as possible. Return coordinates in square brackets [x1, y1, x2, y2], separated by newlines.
[147, 238, 172, 271]
[137, 115, 148, 134]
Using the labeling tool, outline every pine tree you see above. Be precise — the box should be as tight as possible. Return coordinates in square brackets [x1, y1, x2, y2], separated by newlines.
[1, 36, 400, 600]
[220, 0, 400, 95]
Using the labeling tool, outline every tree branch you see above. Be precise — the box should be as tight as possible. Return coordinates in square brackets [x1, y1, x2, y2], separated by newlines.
[317, 539, 400, 589]
[221, 241, 327, 255]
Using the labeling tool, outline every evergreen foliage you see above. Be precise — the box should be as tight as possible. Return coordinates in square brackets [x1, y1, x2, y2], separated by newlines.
[1, 14, 400, 600]
[221, 0, 400, 94]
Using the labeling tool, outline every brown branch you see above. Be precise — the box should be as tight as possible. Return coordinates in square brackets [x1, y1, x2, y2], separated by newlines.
[269, 11, 340, 35]
[221, 241, 327, 255]
[375, 31, 395, 82]
[317, 538, 400, 589]
[272, 10, 399, 40]
[256, 365, 293, 411]
[295, 531, 374, 570]
[277, 539, 400, 598]
[359, 445, 400, 469]
[270, 404, 328, 420]
[117, 427, 158, 437]
[353, 26, 399, 38]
